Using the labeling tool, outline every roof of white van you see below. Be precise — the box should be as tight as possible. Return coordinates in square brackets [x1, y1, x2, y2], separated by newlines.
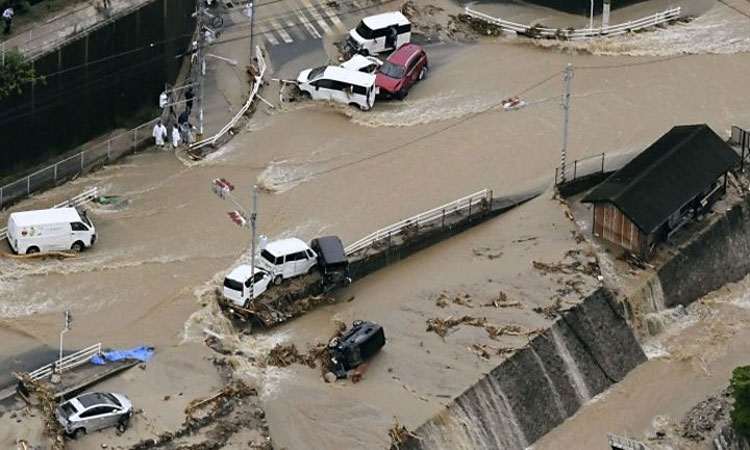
[226, 264, 266, 281]
[362, 11, 409, 29]
[321, 66, 376, 87]
[9, 207, 81, 227]
[265, 238, 310, 256]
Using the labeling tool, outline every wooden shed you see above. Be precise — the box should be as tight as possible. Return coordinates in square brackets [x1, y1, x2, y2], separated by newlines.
[582, 124, 739, 257]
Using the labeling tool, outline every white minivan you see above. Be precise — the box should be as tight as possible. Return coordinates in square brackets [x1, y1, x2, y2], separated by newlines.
[223, 265, 272, 308]
[297, 66, 377, 111]
[346, 11, 411, 56]
[256, 238, 317, 285]
[7, 207, 96, 255]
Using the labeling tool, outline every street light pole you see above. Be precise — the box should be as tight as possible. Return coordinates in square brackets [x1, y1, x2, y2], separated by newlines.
[560, 64, 574, 185]
[197, 1, 206, 139]
[58, 310, 72, 369]
[590, 0, 594, 29]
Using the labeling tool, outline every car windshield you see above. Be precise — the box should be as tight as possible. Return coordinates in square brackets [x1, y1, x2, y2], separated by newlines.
[260, 250, 278, 265]
[59, 402, 77, 419]
[378, 61, 405, 79]
[224, 278, 243, 291]
[355, 21, 374, 39]
[308, 66, 326, 81]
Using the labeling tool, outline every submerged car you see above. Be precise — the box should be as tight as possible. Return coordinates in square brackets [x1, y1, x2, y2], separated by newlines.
[346, 11, 411, 56]
[297, 65, 377, 111]
[375, 43, 428, 100]
[310, 235, 351, 291]
[223, 265, 272, 308]
[56, 392, 132, 438]
[340, 54, 383, 74]
[328, 320, 386, 378]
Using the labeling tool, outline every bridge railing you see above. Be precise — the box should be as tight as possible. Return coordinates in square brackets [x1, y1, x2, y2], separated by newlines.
[27, 343, 102, 381]
[345, 189, 492, 255]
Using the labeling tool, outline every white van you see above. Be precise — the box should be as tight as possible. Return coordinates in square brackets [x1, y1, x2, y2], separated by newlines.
[346, 12, 411, 56]
[223, 265, 272, 308]
[297, 66, 377, 111]
[7, 207, 96, 255]
[256, 238, 317, 285]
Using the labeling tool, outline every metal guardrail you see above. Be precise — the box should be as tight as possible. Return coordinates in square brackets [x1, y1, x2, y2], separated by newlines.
[0, 119, 156, 211]
[345, 189, 492, 255]
[190, 46, 268, 152]
[465, 6, 681, 40]
[607, 433, 651, 450]
[27, 343, 102, 381]
[0, 186, 98, 241]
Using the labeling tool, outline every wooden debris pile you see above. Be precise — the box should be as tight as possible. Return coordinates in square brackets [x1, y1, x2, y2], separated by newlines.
[426, 316, 536, 340]
[13, 372, 65, 450]
[483, 291, 522, 309]
[389, 421, 420, 450]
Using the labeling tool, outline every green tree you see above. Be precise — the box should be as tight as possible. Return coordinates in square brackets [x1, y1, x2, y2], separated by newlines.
[0, 51, 39, 99]
[731, 366, 750, 436]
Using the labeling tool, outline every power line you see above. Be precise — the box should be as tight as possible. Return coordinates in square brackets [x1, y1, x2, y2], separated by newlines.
[272, 69, 564, 187]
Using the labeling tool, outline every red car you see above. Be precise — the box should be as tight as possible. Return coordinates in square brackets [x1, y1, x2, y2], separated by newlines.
[375, 43, 428, 100]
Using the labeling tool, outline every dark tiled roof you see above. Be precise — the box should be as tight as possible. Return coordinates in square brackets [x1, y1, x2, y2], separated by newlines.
[583, 125, 739, 234]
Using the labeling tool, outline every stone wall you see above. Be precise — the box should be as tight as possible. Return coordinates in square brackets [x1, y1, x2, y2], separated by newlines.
[399, 288, 646, 449]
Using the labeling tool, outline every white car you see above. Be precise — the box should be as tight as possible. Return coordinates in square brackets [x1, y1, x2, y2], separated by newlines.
[223, 265, 272, 307]
[340, 54, 382, 74]
[346, 11, 411, 56]
[297, 65, 377, 111]
[256, 238, 318, 285]
[56, 392, 132, 439]
[7, 207, 96, 254]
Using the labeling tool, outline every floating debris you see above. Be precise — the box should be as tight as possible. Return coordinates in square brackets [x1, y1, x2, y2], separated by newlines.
[389, 421, 420, 449]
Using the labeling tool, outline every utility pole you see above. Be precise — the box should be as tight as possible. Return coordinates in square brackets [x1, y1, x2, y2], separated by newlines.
[560, 64, 573, 185]
[602, 0, 611, 33]
[589, 0, 594, 29]
[196, 0, 206, 139]
[249, 185, 258, 299]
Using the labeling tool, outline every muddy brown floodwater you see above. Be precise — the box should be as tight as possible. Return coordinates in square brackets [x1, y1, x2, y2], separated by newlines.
[3, 0, 750, 447]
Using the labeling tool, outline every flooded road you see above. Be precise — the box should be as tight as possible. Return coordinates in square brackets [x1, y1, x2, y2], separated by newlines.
[3, 0, 750, 446]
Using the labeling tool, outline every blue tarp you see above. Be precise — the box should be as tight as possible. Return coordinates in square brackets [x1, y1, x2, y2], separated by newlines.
[90, 346, 154, 366]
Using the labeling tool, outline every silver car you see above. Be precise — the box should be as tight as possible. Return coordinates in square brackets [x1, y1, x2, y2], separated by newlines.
[55, 392, 133, 438]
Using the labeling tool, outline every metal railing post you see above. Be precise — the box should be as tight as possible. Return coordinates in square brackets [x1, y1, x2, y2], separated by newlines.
[80, 152, 84, 171]
[27, 176, 30, 195]
[107, 140, 112, 161]
[54, 163, 58, 182]
[442, 208, 445, 228]
[573, 160, 578, 179]
[601, 153, 605, 173]
[134, 127, 138, 153]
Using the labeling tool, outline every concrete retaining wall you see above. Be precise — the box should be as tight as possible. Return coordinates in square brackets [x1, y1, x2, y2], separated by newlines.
[0, 0, 195, 179]
[399, 288, 646, 449]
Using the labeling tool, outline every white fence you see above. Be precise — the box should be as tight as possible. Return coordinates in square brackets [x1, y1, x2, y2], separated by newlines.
[0, 119, 156, 211]
[190, 46, 268, 152]
[0, 186, 99, 241]
[464, 6, 681, 40]
[27, 343, 102, 381]
[345, 189, 492, 255]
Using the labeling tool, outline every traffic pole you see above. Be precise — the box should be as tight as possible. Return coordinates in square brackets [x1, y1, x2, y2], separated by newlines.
[560, 64, 573, 185]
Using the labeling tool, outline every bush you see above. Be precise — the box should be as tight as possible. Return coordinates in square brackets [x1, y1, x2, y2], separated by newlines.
[731, 366, 750, 436]
[0, 50, 40, 99]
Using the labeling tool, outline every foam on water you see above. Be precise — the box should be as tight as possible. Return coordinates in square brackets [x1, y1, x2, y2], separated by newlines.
[342, 92, 498, 128]
[528, 5, 750, 56]
[256, 159, 312, 194]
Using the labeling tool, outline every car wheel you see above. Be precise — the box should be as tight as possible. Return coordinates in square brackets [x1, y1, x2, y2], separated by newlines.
[26, 246, 40, 255]
[328, 337, 339, 349]
[359, 48, 369, 56]
[352, 320, 363, 328]
[71, 241, 85, 253]
[117, 419, 129, 433]
[243, 299, 251, 309]
[73, 428, 86, 439]
[299, 91, 312, 100]
[396, 89, 408, 100]
[419, 66, 427, 81]
[273, 275, 283, 286]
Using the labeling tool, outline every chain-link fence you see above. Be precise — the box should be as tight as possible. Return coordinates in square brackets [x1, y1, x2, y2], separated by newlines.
[0, 118, 159, 210]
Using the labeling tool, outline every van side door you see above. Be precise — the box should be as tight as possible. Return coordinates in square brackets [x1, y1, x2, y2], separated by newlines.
[313, 79, 334, 101]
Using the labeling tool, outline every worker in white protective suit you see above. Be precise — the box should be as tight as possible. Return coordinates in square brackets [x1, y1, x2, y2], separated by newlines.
[152, 121, 167, 148]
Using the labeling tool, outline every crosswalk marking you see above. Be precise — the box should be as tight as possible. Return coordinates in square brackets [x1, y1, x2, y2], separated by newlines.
[319, 3, 348, 34]
[297, 0, 332, 35]
[261, 23, 280, 45]
[272, 20, 294, 43]
[296, 9, 322, 39]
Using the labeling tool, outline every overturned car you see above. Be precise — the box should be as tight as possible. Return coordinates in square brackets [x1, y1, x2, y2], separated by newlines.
[328, 320, 386, 378]
[310, 235, 351, 292]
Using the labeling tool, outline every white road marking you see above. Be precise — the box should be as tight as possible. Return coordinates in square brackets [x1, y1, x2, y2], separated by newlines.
[297, 0, 331, 35]
[273, 20, 294, 43]
[319, 2, 348, 34]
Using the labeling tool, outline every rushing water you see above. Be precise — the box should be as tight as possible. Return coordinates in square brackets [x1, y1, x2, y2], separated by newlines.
[551, 326, 592, 404]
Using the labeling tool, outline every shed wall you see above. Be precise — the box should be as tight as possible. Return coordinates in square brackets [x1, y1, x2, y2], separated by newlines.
[592, 202, 645, 254]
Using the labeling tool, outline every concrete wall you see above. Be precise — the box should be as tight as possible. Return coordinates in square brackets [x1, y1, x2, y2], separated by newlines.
[399, 288, 646, 449]
[0, 0, 195, 179]
[657, 199, 750, 309]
